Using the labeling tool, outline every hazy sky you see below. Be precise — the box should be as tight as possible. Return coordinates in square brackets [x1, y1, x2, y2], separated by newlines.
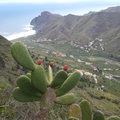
[0, 0, 82, 3]
[0, 0, 120, 40]
[0, 0, 120, 15]
[0, 0, 119, 3]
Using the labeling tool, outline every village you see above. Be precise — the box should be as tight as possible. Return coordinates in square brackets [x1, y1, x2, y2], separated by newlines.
[24, 37, 120, 92]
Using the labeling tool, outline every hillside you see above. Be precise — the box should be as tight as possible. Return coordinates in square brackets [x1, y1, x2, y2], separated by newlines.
[0, 35, 17, 79]
[30, 7, 120, 56]
[0, 35, 25, 80]
[12, 36, 120, 118]
[0, 36, 33, 119]
[1, 6, 120, 119]
[1, 35, 120, 119]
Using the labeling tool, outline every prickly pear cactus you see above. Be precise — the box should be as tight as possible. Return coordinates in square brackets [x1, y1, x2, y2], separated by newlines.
[79, 99, 92, 120]
[16, 75, 42, 97]
[56, 93, 77, 105]
[51, 70, 68, 88]
[68, 103, 81, 119]
[67, 99, 120, 120]
[107, 116, 120, 120]
[12, 87, 40, 102]
[11, 42, 35, 70]
[93, 110, 105, 120]
[11, 41, 81, 119]
[56, 71, 80, 97]
[68, 117, 79, 120]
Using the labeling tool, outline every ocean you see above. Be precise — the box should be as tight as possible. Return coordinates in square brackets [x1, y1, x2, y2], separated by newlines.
[0, 2, 112, 41]
[0, 3, 63, 40]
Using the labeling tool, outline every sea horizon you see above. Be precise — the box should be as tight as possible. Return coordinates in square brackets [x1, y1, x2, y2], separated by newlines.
[0, 2, 119, 41]
[0, 3, 43, 41]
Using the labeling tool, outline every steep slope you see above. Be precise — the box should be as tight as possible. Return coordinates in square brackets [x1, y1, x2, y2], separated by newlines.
[0, 35, 23, 82]
[0, 35, 11, 68]
[31, 11, 81, 40]
[30, 7, 120, 53]
[0, 36, 40, 120]
[102, 6, 120, 12]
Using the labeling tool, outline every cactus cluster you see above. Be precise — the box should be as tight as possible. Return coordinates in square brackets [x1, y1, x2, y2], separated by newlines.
[68, 99, 120, 120]
[11, 42, 81, 118]
[11, 42, 119, 120]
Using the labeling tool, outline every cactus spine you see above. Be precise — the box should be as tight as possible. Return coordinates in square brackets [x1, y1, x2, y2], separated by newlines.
[93, 110, 105, 120]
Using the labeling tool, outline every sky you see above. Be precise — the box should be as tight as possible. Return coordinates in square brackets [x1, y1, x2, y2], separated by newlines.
[0, 0, 119, 3]
[0, 0, 83, 3]
[0, 0, 120, 15]
[1, 0, 120, 40]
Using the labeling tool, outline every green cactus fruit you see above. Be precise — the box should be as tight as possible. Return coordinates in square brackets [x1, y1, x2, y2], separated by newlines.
[16, 75, 42, 96]
[107, 116, 120, 120]
[68, 103, 81, 119]
[26, 73, 31, 79]
[79, 99, 92, 120]
[12, 87, 40, 102]
[48, 66, 53, 84]
[93, 110, 105, 120]
[56, 93, 77, 105]
[11, 42, 35, 70]
[68, 117, 79, 120]
[51, 70, 68, 88]
[56, 72, 80, 97]
[31, 65, 47, 93]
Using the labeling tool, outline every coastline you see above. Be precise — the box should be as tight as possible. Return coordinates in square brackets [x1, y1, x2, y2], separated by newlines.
[5, 24, 36, 41]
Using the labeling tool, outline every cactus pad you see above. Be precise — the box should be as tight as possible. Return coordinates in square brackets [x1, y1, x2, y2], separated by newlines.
[56, 93, 77, 105]
[107, 116, 120, 120]
[11, 42, 35, 70]
[26, 73, 31, 78]
[12, 87, 40, 102]
[68, 103, 81, 119]
[68, 117, 79, 120]
[56, 72, 80, 96]
[48, 66, 53, 84]
[51, 70, 68, 88]
[79, 99, 92, 120]
[31, 65, 47, 93]
[93, 110, 105, 120]
[16, 75, 42, 96]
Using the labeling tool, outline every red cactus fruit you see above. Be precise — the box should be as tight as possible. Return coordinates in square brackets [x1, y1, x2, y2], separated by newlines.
[37, 59, 42, 65]
[49, 62, 54, 67]
[63, 65, 68, 71]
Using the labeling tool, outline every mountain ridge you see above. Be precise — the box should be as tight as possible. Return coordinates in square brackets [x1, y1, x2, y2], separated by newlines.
[30, 6, 120, 54]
